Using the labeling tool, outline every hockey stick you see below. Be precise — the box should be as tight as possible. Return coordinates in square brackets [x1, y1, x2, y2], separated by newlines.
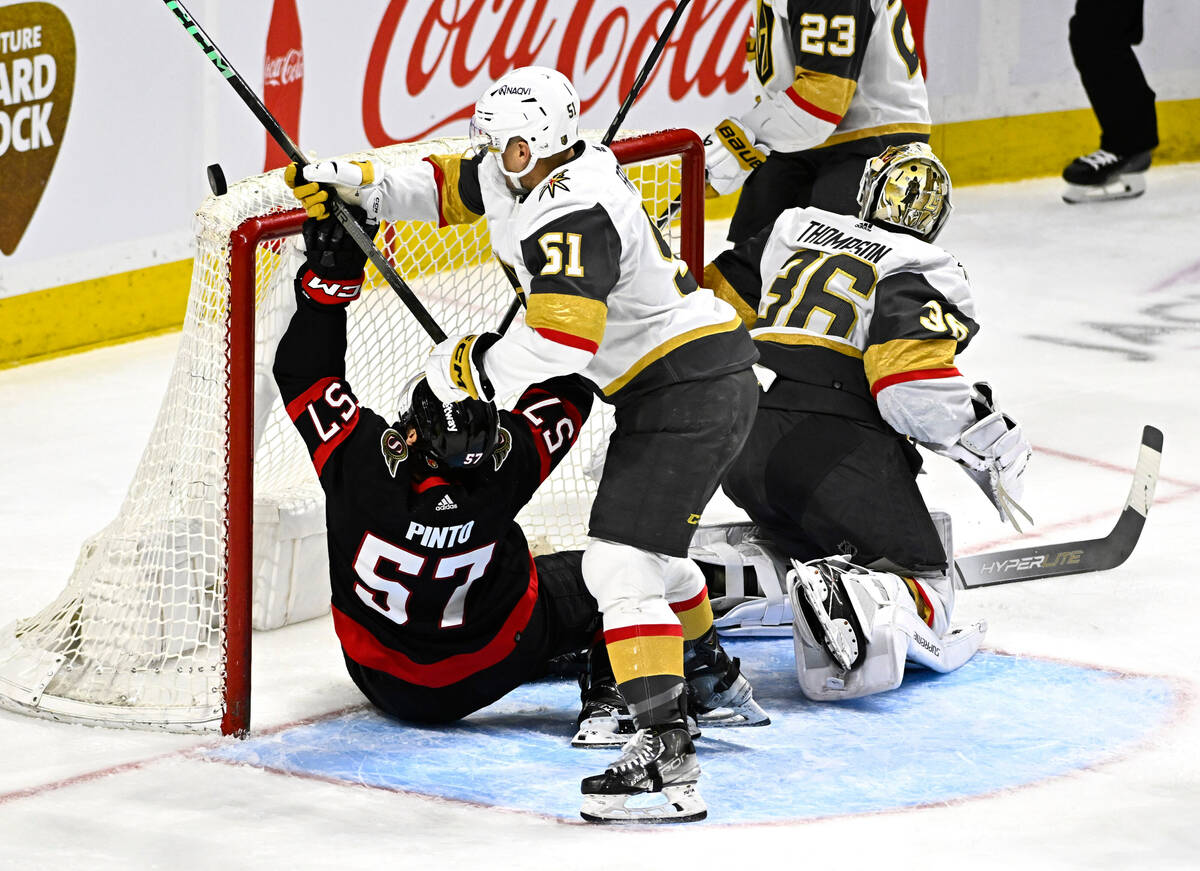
[162, 0, 447, 343]
[496, 0, 693, 334]
[953, 425, 1162, 589]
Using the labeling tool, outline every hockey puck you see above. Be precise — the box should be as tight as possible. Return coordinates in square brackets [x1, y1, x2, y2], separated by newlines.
[207, 163, 228, 197]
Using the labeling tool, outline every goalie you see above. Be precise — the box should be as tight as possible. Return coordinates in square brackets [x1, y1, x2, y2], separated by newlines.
[704, 143, 1032, 700]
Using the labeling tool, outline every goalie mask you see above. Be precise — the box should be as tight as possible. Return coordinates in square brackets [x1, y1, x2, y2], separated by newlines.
[399, 377, 500, 470]
[857, 143, 953, 242]
[470, 65, 581, 184]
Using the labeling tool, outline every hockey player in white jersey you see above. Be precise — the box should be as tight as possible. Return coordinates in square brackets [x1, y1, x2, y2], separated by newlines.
[705, 0, 931, 244]
[289, 66, 767, 824]
[705, 143, 1032, 701]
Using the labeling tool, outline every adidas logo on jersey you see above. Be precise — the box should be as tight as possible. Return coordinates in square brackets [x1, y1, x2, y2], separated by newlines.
[435, 494, 457, 511]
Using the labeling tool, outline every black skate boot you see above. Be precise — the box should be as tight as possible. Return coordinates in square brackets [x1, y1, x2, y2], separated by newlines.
[579, 724, 706, 824]
[791, 557, 869, 671]
[684, 628, 770, 727]
[1062, 149, 1151, 203]
[572, 675, 637, 748]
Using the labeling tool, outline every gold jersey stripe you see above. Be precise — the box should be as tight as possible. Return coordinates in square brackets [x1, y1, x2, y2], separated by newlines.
[607, 634, 684, 683]
[864, 337, 957, 385]
[791, 65, 857, 119]
[753, 331, 864, 359]
[703, 263, 758, 327]
[815, 122, 933, 149]
[425, 154, 484, 226]
[603, 315, 744, 396]
[526, 293, 608, 346]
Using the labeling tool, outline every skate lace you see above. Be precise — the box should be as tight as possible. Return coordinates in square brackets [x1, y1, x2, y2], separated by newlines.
[1080, 149, 1119, 169]
[609, 730, 659, 773]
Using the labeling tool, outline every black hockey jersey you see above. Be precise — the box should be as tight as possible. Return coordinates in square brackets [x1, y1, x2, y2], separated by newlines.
[273, 287, 593, 688]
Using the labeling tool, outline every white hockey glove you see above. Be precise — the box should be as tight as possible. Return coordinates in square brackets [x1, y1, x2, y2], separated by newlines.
[703, 118, 770, 196]
[940, 383, 1033, 530]
[284, 160, 383, 222]
[424, 333, 500, 403]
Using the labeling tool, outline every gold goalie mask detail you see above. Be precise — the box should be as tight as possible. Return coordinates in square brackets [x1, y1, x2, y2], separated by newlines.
[857, 143, 953, 243]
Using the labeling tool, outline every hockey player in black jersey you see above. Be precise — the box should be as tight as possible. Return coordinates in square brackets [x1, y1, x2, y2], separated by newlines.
[273, 209, 602, 725]
[706, 143, 1032, 701]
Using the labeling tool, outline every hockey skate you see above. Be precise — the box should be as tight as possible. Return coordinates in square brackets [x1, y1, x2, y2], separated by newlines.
[1062, 149, 1151, 203]
[791, 558, 869, 672]
[685, 628, 770, 727]
[579, 725, 706, 824]
[572, 677, 637, 748]
[573, 676, 700, 747]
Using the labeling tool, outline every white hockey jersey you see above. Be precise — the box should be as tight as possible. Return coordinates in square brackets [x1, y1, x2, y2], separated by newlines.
[741, 0, 930, 153]
[370, 144, 755, 402]
[707, 206, 981, 450]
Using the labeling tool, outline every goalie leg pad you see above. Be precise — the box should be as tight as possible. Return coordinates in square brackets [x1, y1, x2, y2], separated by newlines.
[688, 523, 793, 636]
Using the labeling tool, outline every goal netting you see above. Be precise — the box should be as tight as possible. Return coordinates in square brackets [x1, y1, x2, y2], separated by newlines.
[0, 129, 704, 735]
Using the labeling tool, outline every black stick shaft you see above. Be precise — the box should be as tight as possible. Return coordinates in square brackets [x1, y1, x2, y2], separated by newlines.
[499, 0, 693, 334]
[602, 0, 692, 147]
[162, 0, 447, 342]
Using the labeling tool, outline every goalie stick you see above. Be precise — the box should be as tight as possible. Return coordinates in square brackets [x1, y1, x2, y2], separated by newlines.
[954, 425, 1162, 589]
[161, 0, 447, 343]
[497, 0, 693, 334]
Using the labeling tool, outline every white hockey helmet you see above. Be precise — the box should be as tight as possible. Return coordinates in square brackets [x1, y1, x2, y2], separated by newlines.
[470, 66, 581, 183]
[857, 143, 953, 242]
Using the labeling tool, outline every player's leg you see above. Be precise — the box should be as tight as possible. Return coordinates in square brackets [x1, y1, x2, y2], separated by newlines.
[726, 151, 816, 244]
[1064, 0, 1156, 201]
[579, 368, 757, 823]
[663, 556, 769, 726]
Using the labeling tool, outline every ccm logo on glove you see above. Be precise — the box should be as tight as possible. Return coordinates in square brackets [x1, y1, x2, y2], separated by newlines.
[302, 270, 362, 304]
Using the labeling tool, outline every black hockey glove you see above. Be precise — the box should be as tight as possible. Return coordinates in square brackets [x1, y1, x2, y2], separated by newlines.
[296, 208, 379, 305]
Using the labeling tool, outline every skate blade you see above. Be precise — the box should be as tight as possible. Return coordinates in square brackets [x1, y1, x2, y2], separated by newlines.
[571, 715, 635, 748]
[696, 698, 771, 727]
[1062, 174, 1146, 204]
[580, 783, 707, 824]
[799, 576, 858, 671]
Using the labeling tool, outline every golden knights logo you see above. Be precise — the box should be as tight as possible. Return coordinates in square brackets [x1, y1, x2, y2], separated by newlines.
[539, 169, 570, 200]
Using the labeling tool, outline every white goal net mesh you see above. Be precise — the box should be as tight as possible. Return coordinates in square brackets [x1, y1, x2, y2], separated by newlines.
[0, 131, 696, 733]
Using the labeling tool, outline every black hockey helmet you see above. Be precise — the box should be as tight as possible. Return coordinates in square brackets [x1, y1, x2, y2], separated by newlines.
[399, 377, 500, 470]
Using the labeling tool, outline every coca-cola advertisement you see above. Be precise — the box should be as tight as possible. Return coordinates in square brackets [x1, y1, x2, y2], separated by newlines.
[361, 0, 755, 145]
[263, 0, 304, 171]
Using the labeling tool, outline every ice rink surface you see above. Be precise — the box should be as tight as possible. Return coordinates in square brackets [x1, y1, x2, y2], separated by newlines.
[1, 165, 1198, 869]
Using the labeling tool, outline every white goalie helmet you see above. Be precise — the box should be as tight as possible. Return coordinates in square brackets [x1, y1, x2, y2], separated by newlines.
[470, 65, 581, 183]
[856, 142, 953, 242]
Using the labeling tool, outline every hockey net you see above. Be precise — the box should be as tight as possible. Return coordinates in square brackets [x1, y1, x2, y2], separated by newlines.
[0, 129, 704, 735]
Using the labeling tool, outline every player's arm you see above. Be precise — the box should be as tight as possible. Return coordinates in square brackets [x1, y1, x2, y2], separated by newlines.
[702, 223, 773, 327]
[705, 1, 870, 193]
[504, 375, 595, 495]
[425, 205, 622, 402]
[272, 211, 376, 478]
[287, 150, 486, 227]
[866, 261, 1031, 523]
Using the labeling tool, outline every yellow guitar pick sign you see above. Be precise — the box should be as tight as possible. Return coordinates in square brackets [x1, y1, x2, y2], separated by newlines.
[0, 3, 75, 256]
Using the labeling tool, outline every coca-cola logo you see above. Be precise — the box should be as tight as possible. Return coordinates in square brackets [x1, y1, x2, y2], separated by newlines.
[363, 0, 751, 146]
[264, 47, 303, 86]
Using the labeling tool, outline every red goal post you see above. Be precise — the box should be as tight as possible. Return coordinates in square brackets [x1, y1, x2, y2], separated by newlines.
[0, 129, 705, 737]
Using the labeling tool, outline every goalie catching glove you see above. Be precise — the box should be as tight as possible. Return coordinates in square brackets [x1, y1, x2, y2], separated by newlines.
[936, 382, 1033, 530]
[296, 207, 378, 305]
[284, 159, 383, 223]
[425, 332, 501, 403]
[703, 118, 770, 197]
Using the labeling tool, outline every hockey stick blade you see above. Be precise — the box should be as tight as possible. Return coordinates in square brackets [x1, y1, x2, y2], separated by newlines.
[954, 425, 1162, 589]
